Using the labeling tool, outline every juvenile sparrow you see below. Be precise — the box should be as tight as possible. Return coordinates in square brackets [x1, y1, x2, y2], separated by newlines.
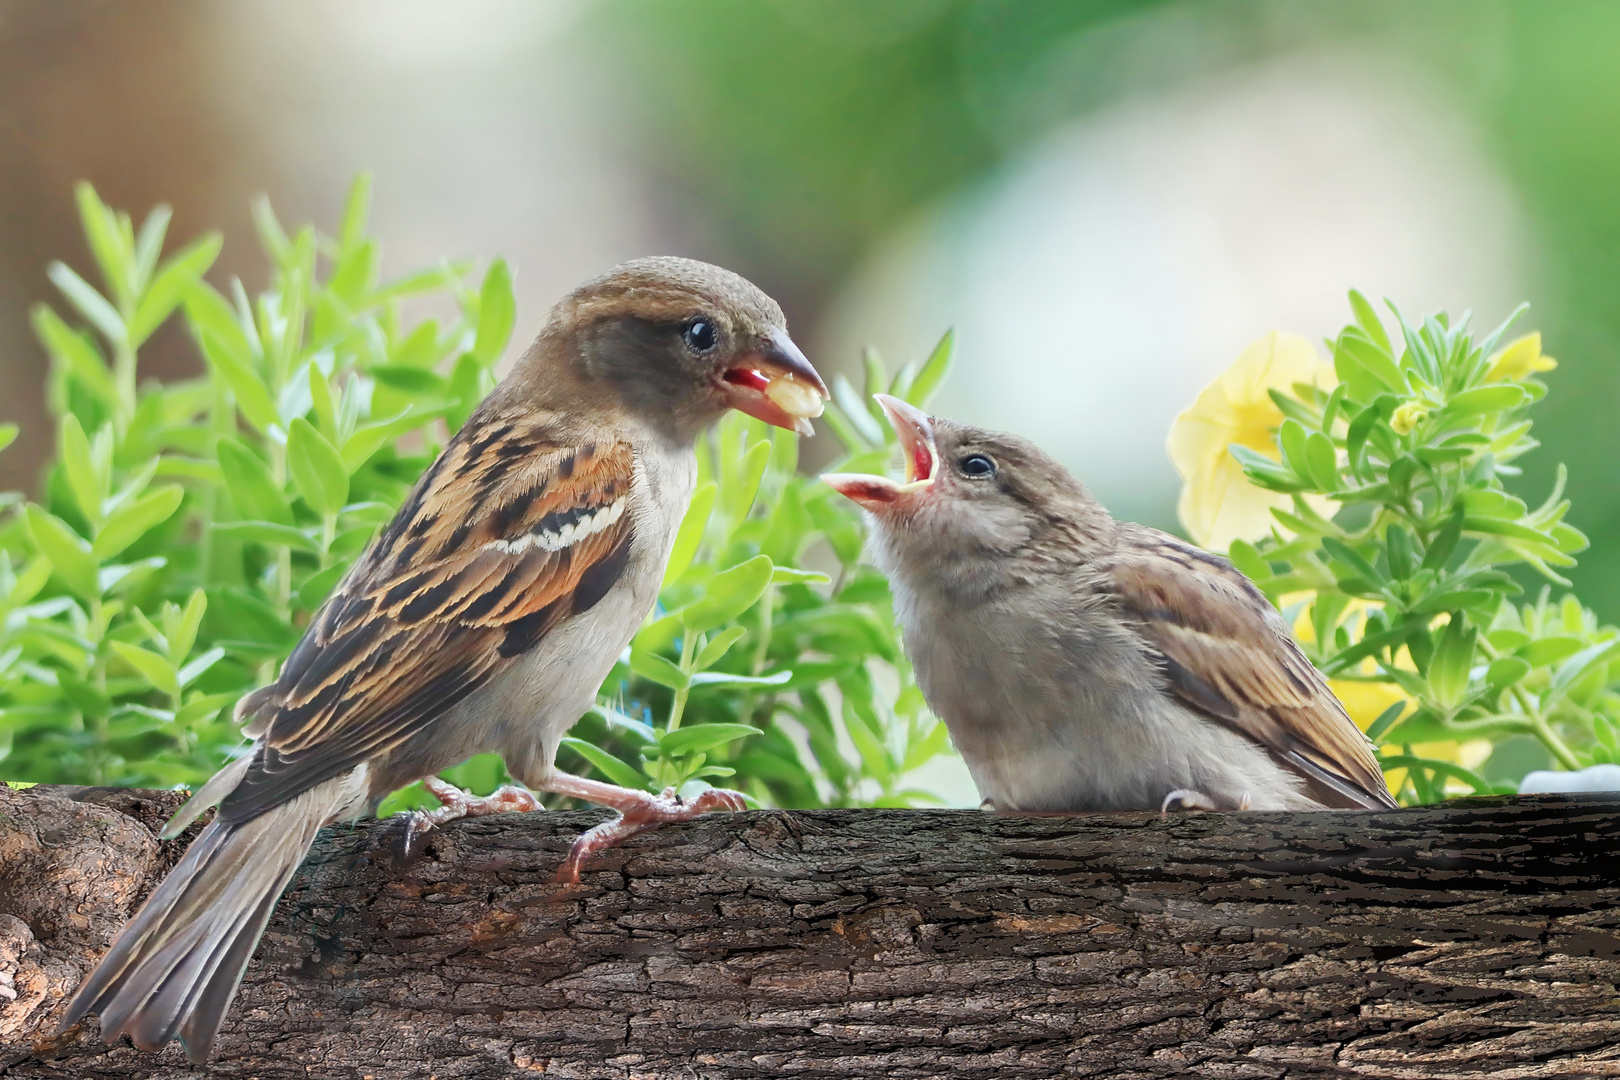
[61, 257, 827, 1062]
[824, 396, 1396, 815]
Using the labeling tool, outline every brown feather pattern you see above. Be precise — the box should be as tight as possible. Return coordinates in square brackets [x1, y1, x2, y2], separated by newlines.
[220, 411, 638, 824]
[1104, 524, 1397, 809]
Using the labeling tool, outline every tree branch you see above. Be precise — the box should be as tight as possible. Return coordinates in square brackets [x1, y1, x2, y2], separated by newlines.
[4, 785, 1620, 1078]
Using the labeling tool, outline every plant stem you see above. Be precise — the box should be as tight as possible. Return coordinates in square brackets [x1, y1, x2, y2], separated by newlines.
[1477, 637, 1582, 770]
[113, 341, 138, 434]
[666, 632, 697, 736]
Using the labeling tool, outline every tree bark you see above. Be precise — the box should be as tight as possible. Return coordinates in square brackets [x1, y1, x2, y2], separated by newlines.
[3, 784, 1620, 1079]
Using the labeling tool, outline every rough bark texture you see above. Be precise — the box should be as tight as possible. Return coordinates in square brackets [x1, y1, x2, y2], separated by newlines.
[3, 785, 1620, 1079]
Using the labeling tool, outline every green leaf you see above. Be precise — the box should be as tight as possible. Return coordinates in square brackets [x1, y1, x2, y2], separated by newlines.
[1303, 430, 1339, 491]
[842, 701, 893, 783]
[694, 626, 747, 671]
[471, 258, 516, 365]
[340, 403, 455, 471]
[172, 588, 208, 661]
[92, 484, 184, 561]
[1338, 331, 1406, 394]
[250, 194, 292, 266]
[905, 328, 954, 406]
[176, 646, 225, 689]
[1486, 656, 1531, 689]
[444, 352, 484, 432]
[560, 737, 649, 789]
[182, 281, 256, 363]
[657, 723, 762, 757]
[31, 304, 118, 407]
[132, 205, 172, 294]
[688, 670, 792, 689]
[111, 641, 180, 697]
[287, 417, 350, 516]
[130, 232, 223, 346]
[771, 566, 831, 585]
[629, 644, 688, 690]
[198, 328, 278, 433]
[58, 414, 103, 524]
[369, 365, 445, 395]
[24, 505, 98, 600]
[309, 361, 338, 439]
[175, 692, 238, 729]
[212, 520, 322, 553]
[217, 439, 293, 525]
[338, 172, 373, 252]
[1548, 640, 1620, 702]
[725, 438, 771, 523]
[48, 262, 125, 345]
[1428, 616, 1475, 709]
[662, 482, 715, 587]
[1277, 419, 1311, 482]
[1348, 289, 1392, 354]
[296, 562, 350, 609]
[73, 182, 132, 307]
[1444, 385, 1529, 418]
[680, 554, 774, 634]
[1321, 536, 1387, 586]
[1422, 505, 1464, 571]
[1227, 539, 1271, 585]
[1228, 444, 1308, 493]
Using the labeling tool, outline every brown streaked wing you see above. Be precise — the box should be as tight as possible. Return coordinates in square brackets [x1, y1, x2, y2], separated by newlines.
[219, 415, 638, 824]
[1104, 523, 1397, 809]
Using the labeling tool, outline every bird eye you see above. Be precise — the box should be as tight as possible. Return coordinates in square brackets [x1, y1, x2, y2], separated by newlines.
[682, 318, 718, 353]
[959, 453, 996, 479]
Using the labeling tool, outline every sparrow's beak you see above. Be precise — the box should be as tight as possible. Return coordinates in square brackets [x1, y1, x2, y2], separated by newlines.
[720, 327, 829, 436]
[821, 392, 938, 510]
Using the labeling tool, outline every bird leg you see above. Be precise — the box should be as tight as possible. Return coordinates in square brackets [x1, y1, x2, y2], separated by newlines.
[1160, 788, 1222, 815]
[537, 773, 747, 884]
[398, 776, 542, 856]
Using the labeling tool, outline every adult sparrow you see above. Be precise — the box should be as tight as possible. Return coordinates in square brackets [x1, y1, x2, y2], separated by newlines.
[823, 395, 1396, 815]
[62, 257, 827, 1062]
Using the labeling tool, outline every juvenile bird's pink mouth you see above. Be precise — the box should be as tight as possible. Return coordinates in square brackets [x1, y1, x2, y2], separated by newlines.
[821, 393, 937, 509]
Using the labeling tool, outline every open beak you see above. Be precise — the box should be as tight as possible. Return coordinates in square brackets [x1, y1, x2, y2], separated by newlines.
[720, 327, 829, 436]
[821, 393, 938, 510]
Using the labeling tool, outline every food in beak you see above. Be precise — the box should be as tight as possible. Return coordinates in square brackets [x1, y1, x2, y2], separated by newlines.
[721, 327, 829, 435]
[821, 392, 938, 509]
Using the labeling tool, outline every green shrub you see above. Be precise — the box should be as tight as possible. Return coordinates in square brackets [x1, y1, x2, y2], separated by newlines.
[1220, 294, 1618, 801]
[0, 178, 956, 810]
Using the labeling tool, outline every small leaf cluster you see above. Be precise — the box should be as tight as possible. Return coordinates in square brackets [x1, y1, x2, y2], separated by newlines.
[1230, 292, 1613, 800]
[0, 178, 512, 787]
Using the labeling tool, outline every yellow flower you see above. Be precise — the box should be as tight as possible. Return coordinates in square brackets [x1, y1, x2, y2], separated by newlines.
[1168, 331, 1336, 552]
[1485, 332, 1556, 382]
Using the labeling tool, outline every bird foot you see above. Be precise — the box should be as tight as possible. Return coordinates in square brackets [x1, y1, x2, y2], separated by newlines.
[1161, 788, 1221, 815]
[557, 786, 746, 884]
[398, 777, 542, 857]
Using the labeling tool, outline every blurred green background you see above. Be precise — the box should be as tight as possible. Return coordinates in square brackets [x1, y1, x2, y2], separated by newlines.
[3, 0, 1619, 609]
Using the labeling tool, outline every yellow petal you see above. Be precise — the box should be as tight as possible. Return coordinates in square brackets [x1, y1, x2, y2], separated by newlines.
[1485, 332, 1557, 382]
[1329, 679, 1410, 734]
[1168, 330, 1336, 551]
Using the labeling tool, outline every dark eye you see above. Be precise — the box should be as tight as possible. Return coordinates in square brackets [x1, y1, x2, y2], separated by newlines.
[959, 453, 996, 478]
[682, 318, 718, 353]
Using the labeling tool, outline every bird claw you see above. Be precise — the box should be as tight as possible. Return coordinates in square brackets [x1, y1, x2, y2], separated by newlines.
[557, 786, 746, 884]
[395, 777, 542, 859]
[1160, 788, 1221, 815]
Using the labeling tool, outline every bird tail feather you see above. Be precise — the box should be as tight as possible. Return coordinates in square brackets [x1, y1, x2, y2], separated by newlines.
[60, 766, 367, 1064]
